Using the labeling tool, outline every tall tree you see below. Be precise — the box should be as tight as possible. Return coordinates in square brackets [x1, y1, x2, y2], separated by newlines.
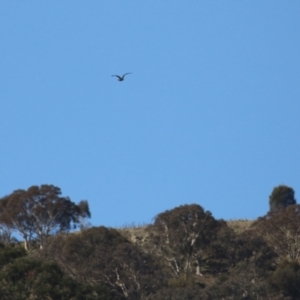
[253, 204, 300, 261]
[150, 204, 224, 278]
[269, 185, 296, 212]
[0, 185, 91, 250]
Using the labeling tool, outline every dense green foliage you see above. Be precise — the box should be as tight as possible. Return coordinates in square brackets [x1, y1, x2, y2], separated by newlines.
[0, 243, 113, 299]
[0, 184, 299, 299]
[269, 260, 300, 298]
[269, 185, 296, 212]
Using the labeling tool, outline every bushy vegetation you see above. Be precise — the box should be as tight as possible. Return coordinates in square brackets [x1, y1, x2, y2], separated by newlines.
[0, 184, 299, 299]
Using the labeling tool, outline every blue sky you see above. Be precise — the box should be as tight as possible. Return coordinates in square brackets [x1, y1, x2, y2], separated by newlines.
[1, 2, 300, 227]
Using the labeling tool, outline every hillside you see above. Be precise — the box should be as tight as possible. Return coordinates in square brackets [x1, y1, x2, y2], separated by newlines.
[0, 203, 300, 299]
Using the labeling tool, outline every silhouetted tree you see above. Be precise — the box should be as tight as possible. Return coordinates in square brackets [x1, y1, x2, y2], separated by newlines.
[253, 205, 300, 261]
[0, 185, 91, 250]
[269, 185, 296, 212]
[207, 225, 277, 279]
[149, 204, 225, 278]
[45, 226, 166, 300]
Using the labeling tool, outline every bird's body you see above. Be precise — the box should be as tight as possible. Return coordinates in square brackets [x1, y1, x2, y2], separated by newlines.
[112, 73, 132, 81]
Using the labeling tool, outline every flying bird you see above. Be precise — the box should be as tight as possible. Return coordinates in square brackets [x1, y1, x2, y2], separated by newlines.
[111, 73, 132, 81]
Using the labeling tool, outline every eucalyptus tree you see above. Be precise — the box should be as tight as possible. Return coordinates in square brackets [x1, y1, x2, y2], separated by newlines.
[150, 204, 224, 278]
[0, 185, 91, 250]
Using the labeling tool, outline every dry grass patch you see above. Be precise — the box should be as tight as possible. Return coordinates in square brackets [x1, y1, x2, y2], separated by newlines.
[226, 219, 255, 234]
[117, 223, 151, 247]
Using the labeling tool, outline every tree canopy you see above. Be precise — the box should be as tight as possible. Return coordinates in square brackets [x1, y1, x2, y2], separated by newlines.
[150, 204, 226, 277]
[0, 184, 91, 250]
[269, 185, 296, 212]
[0, 183, 299, 299]
[0, 243, 112, 300]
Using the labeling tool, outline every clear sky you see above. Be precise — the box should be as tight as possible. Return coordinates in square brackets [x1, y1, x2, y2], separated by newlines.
[1, 2, 300, 227]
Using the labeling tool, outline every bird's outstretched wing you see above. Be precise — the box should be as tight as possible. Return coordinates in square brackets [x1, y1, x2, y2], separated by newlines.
[122, 72, 132, 77]
[112, 75, 122, 79]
